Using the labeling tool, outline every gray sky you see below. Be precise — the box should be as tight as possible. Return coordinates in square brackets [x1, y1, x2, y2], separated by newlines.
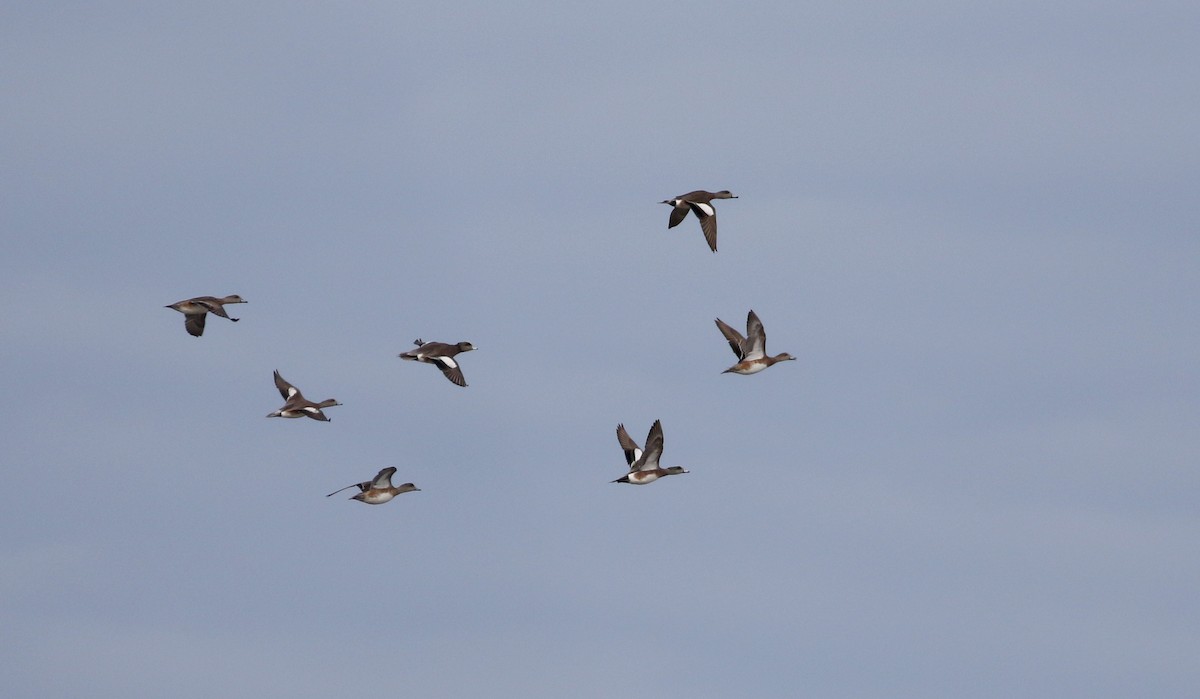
[2, 2, 1198, 697]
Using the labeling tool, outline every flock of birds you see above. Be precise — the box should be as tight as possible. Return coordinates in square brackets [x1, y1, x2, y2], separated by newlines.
[165, 189, 794, 503]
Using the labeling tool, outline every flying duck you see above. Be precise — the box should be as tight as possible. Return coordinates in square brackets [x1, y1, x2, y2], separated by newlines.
[165, 294, 246, 337]
[326, 467, 419, 505]
[661, 190, 737, 252]
[714, 309, 796, 375]
[613, 420, 689, 485]
[398, 338, 476, 387]
[266, 370, 342, 421]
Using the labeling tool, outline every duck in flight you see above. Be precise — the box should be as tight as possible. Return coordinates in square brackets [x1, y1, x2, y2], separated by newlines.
[266, 370, 342, 421]
[661, 190, 737, 252]
[399, 338, 476, 387]
[327, 467, 419, 504]
[714, 309, 796, 375]
[165, 294, 246, 337]
[613, 420, 689, 485]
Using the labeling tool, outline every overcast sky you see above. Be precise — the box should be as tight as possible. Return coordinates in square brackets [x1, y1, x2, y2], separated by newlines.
[2, 2, 1198, 697]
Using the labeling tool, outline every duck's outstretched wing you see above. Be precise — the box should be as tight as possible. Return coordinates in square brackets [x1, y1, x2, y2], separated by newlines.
[432, 355, 467, 387]
[370, 467, 398, 489]
[616, 423, 643, 467]
[745, 310, 767, 359]
[273, 370, 300, 400]
[184, 313, 207, 337]
[326, 481, 368, 497]
[687, 201, 718, 252]
[667, 204, 690, 229]
[633, 420, 664, 472]
[715, 318, 747, 359]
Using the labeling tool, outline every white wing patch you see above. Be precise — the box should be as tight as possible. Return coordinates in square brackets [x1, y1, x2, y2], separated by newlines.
[746, 336, 766, 359]
[372, 468, 397, 488]
[693, 202, 716, 217]
[435, 356, 458, 370]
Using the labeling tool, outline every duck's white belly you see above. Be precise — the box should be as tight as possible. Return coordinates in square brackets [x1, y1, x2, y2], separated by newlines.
[360, 491, 395, 504]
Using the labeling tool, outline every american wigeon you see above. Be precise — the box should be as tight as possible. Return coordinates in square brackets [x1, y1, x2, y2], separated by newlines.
[661, 190, 737, 252]
[326, 467, 419, 504]
[165, 294, 246, 337]
[613, 420, 689, 485]
[714, 310, 796, 375]
[266, 370, 342, 421]
[398, 338, 476, 387]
